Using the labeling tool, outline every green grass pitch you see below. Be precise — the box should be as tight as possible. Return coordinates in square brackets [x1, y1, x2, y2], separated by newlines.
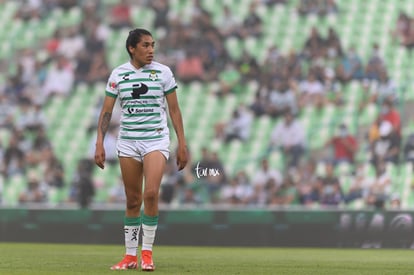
[0, 243, 413, 274]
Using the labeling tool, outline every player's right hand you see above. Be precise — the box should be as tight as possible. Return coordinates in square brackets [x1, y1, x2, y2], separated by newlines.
[94, 145, 106, 169]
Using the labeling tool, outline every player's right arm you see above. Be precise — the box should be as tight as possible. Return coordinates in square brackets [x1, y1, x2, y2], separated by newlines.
[94, 95, 117, 169]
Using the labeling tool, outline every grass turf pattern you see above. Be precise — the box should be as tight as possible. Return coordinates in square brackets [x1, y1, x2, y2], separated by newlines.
[0, 243, 413, 274]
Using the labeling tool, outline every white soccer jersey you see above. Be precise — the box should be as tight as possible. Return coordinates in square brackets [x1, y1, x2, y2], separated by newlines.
[105, 61, 177, 141]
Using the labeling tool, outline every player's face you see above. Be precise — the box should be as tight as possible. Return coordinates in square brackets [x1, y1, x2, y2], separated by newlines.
[129, 35, 155, 67]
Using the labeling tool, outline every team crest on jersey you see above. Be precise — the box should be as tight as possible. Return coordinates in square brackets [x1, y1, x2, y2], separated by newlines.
[149, 71, 158, 81]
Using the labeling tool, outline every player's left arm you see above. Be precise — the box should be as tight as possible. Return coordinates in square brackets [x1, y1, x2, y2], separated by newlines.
[166, 90, 188, 170]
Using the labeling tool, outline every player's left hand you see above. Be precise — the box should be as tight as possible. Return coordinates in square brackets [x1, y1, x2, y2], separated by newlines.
[176, 144, 188, 171]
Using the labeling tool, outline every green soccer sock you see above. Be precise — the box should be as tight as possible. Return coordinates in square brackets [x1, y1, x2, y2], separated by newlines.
[141, 214, 158, 251]
[124, 216, 141, 256]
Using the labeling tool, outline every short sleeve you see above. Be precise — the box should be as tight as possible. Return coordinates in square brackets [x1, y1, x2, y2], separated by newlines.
[163, 67, 178, 95]
[105, 70, 119, 98]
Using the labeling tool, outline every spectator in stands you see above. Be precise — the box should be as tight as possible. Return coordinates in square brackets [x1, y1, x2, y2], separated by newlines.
[176, 49, 205, 83]
[249, 180, 271, 206]
[325, 27, 343, 60]
[217, 5, 241, 38]
[403, 133, 414, 165]
[298, 71, 325, 109]
[403, 18, 414, 55]
[0, 93, 14, 129]
[318, 162, 343, 206]
[270, 111, 306, 168]
[44, 29, 61, 57]
[335, 46, 364, 84]
[179, 185, 203, 205]
[297, 0, 318, 16]
[57, 26, 85, 60]
[390, 11, 411, 45]
[262, 46, 281, 77]
[43, 148, 65, 189]
[16, 99, 47, 132]
[389, 193, 401, 209]
[14, 0, 43, 21]
[364, 43, 385, 82]
[149, 0, 170, 31]
[298, 0, 338, 17]
[19, 171, 47, 204]
[26, 126, 52, 167]
[371, 120, 401, 166]
[237, 49, 261, 84]
[249, 91, 267, 117]
[69, 158, 95, 208]
[369, 69, 398, 105]
[107, 0, 133, 30]
[263, 0, 287, 6]
[252, 158, 283, 190]
[57, 0, 78, 11]
[266, 80, 298, 118]
[4, 72, 26, 104]
[285, 49, 303, 81]
[203, 30, 230, 82]
[42, 55, 75, 100]
[323, 68, 343, 106]
[302, 27, 325, 60]
[325, 123, 358, 165]
[296, 159, 321, 205]
[216, 62, 241, 97]
[239, 1, 263, 38]
[84, 50, 110, 84]
[17, 49, 37, 88]
[344, 162, 372, 204]
[269, 174, 298, 205]
[365, 160, 391, 209]
[378, 99, 401, 135]
[214, 104, 253, 143]
[189, 0, 209, 23]
[220, 171, 253, 205]
[2, 134, 25, 179]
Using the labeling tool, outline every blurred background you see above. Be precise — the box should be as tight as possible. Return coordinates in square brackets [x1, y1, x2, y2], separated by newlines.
[0, 0, 414, 212]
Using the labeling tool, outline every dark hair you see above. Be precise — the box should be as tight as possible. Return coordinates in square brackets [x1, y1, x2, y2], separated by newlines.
[125, 28, 153, 59]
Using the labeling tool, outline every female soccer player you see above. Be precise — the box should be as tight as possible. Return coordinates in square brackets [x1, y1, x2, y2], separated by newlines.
[94, 28, 188, 271]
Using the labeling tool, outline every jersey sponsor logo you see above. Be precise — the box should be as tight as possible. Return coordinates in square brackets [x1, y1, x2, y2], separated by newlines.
[122, 74, 130, 80]
[127, 107, 154, 114]
[131, 83, 149, 99]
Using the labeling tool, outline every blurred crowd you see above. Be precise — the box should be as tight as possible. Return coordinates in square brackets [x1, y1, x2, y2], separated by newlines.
[0, 0, 412, 210]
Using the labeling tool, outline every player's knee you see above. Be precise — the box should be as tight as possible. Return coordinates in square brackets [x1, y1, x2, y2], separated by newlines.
[126, 200, 140, 212]
[143, 189, 158, 203]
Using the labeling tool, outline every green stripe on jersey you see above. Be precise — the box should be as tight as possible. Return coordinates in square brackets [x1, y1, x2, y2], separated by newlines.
[164, 86, 177, 95]
[123, 95, 162, 100]
[124, 113, 160, 117]
[119, 78, 160, 85]
[118, 71, 135, 76]
[120, 86, 161, 92]
[142, 69, 161, 73]
[122, 120, 161, 125]
[124, 103, 160, 108]
[120, 135, 164, 140]
[105, 91, 117, 98]
[121, 127, 161, 132]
